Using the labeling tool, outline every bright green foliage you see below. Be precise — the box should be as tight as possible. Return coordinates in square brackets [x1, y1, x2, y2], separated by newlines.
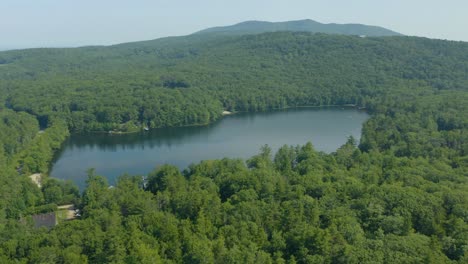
[0, 32, 467, 262]
[1, 33, 467, 132]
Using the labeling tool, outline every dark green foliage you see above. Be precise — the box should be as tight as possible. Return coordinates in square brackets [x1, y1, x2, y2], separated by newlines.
[1, 33, 467, 132]
[0, 32, 467, 262]
[0, 110, 38, 158]
[42, 178, 79, 205]
[14, 119, 69, 174]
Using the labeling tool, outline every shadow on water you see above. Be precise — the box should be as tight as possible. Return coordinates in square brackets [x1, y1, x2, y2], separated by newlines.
[59, 107, 342, 152]
[50, 107, 369, 190]
[50, 120, 224, 171]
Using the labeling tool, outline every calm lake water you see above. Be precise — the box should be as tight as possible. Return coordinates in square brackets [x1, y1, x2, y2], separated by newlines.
[50, 107, 368, 189]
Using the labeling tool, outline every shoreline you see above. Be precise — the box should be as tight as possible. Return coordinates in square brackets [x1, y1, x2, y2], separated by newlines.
[72, 104, 366, 136]
[225, 104, 365, 115]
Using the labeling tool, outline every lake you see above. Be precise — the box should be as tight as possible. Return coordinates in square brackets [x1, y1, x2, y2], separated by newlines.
[50, 107, 369, 189]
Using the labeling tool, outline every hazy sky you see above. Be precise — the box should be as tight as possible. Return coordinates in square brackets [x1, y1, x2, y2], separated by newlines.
[1, 0, 467, 50]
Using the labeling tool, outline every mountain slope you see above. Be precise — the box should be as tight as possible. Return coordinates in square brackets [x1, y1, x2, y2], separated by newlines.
[194, 19, 402, 37]
[0, 25, 468, 263]
[0, 32, 467, 133]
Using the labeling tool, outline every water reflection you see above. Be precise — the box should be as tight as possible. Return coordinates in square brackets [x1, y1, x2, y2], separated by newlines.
[51, 107, 369, 189]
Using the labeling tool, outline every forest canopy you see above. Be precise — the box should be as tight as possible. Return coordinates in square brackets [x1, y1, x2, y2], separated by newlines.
[0, 32, 467, 263]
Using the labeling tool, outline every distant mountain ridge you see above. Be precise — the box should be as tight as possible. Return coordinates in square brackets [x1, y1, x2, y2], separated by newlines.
[194, 19, 402, 37]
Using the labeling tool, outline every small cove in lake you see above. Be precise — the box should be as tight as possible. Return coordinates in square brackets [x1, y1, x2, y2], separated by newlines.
[50, 107, 369, 189]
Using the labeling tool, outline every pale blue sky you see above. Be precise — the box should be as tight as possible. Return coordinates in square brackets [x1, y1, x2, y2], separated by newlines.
[1, 0, 467, 50]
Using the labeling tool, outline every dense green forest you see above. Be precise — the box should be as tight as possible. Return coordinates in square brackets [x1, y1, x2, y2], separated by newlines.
[0, 32, 467, 263]
[1, 33, 467, 131]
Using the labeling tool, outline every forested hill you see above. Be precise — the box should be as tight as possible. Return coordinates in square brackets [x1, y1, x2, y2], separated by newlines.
[0, 32, 467, 132]
[194, 19, 403, 36]
[0, 29, 468, 262]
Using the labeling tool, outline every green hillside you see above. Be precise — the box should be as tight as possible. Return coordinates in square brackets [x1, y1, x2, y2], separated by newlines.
[0, 32, 466, 132]
[0, 31, 467, 262]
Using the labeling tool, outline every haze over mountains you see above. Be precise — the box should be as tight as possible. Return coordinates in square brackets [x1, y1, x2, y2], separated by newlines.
[1, 16, 468, 263]
[194, 19, 403, 37]
[1, 19, 403, 51]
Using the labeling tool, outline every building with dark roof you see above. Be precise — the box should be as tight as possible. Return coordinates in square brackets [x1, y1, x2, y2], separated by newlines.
[32, 212, 57, 229]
